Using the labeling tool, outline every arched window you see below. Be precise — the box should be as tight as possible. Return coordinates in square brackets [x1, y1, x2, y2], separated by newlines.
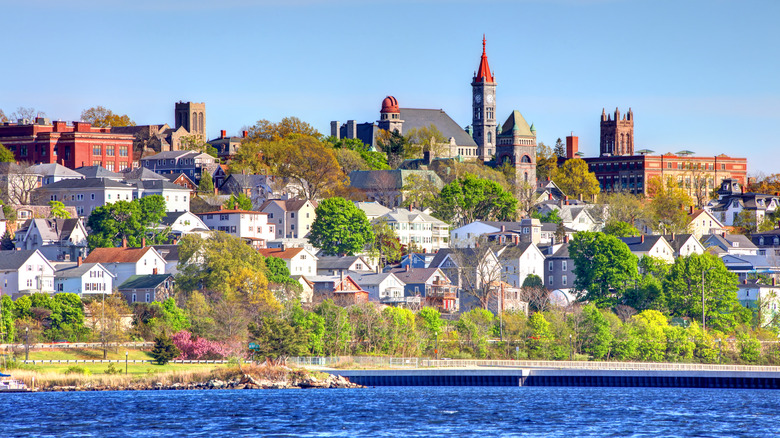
[524, 172, 528, 182]
[199, 113, 204, 133]
[521, 155, 532, 163]
[487, 131, 492, 144]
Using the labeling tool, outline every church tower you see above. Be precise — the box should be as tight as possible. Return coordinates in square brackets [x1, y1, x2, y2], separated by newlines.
[599, 107, 634, 156]
[175, 101, 207, 142]
[471, 36, 497, 162]
[496, 110, 537, 189]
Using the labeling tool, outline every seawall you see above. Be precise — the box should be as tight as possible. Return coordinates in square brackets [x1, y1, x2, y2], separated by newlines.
[326, 368, 780, 389]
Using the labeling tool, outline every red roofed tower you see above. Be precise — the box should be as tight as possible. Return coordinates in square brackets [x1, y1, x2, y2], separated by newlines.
[377, 96, 404, 133]
[471, 35, 497, 162]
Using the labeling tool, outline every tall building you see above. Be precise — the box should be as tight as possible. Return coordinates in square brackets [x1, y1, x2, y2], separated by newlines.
[600, 107, 634, 156]
[471, 36, 497, 161]
[174, 101, 206, 141]
[496, 110, 537, 188]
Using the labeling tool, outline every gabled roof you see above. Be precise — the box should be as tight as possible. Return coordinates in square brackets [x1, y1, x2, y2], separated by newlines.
[130, 179, 191, 191]
[354, 202, 391, 218]
[117, 274, 174, 290]
[55, 263, 112, 279]
[151, 245, 180, 262]
[165, 173, 197, 186]
[0, 249, 46, 271]
[26, 218, 83, 242]
[317, 255, 369, 270]
[74, 166, 123, 180]
[348, 271, 404, 287]
[258, 199, 313, 213]
[619, 235, 668, 252]
[662, 234, 701, 252]
[27, 163, 84, 179]
[84, 246, 161, 264]
[701, 233, 758, 251]
[257, 247, 308, 260]
[398, 108, 477, 147]
[388, 267, 446, 285]
[121, 167, 169, 181]
[159, 211, 191, 227]
[377, 208, 447, 226]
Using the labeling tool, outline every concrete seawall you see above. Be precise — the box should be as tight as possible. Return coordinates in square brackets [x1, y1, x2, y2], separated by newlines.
[326, 368, 780, 389]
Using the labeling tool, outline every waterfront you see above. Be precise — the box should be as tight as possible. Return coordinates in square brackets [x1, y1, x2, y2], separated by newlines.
[2, 386, 779, 437]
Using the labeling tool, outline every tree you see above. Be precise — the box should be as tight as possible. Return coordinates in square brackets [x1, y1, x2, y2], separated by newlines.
[264, 135, 346, 200]
[248, 316, 309, 365]
[10, 107, 45, 121]
[308, 197, 374, 256]
[223, 193, 253, 211]
[150, 334, 181, 365]
[198, 173, 214, 194]
[536, 142, 558, 182]
[80, 106, 135, 127]
[0, 109, 6, 123]
[264, 256, 303, 301]
[85, 292, 129, 354]
[0, 143, 14, 162]
[663, 253, 749, 332]
[449, 245, 503, 310]
[245, 116, 321, 142]
[598, 191, 645, 226]
[326, 136, 389, 171]
[366, 219, 403, 268]
[552, 158, 600, 201]
[568, 231, 639, 307]
[48, 201, 71, 219]
[0, 162, 40, 205]
[375, 129, 409, 169]
[602, 220, 641, 237]
[579, 304, 613, 360]
[527, 312, 554, 359]
[86, 195, 167, 250]
[404, 124, 448, 158]
[434, 174, 517, 226]
[0, 230, 14, 251]
[645, 176, 693, 234]
[553, 138, 566, 158]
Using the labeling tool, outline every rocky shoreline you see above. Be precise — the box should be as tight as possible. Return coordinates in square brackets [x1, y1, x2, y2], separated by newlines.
[39, 373, 362, 392]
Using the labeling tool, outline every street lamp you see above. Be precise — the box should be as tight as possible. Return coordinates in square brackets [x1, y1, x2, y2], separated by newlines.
[701, 267, 716, 331]
[24, 327, 29, 361]
[125, 351, 129, 375]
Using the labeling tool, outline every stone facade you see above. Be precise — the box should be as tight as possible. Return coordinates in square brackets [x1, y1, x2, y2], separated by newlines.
[175, 101, 206, 142]
[600, 108, 634, 156]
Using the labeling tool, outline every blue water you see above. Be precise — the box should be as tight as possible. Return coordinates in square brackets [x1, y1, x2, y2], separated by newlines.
[2, 387, 778, 437]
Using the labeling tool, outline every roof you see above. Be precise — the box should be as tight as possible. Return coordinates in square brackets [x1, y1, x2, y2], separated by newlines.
[539, 243, 571, 259]
[619, 235, 667, 252]
[701, 233, 758, 251]
[130, 179, 191, 191]
[159, 211, 190, 227]
[474, 36, 494, 83]
[317, 256, 367, 270]
[398, 108, 477, 147]
[388, 267, 443, 284]
[224, 174, 271, 188]
[41, 178, 133, 190]
[121, 167, 169, 181]
[54, 263, 108, 278]
[140, 150, 209, 160]
[377, 208, 447, 226]
[348, 169, 444, 191]
[662, 234, 699, 252]
[498, 110, 534, 137]
[165, 173, 197, 185]
[197, 209, 267, 215]
[258, 199, 312, 213]
[27, 163, 83, 178]
[0, 250, 41, 270]
[257, 247, 307, 260]
[26, 218, 82, 241]
[151, 245, 180, 262]
[84, 247, 158, 264]
[348, 271, 403, 287]
[117, 274, 173, 290]
[354, 202, 391, 217]
[74, 166, 122, 180]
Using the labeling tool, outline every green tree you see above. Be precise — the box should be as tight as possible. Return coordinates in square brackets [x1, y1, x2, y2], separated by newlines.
[456, 308, 494, 358]
[248, 316, 309, 365]
[0, 230, 14, 251]
[404, 124, 448, 158]
[326, 136, 389, 171]
[553, 138, 566, 158]
[245, 116, 321, 142]
[223, 193, 253, 210]
[198, 173, 215, 194]
[308, 197, 374, 256]
[80, 106, 135, 127]
[536, 142, 558, 182]
[435, 174, 517, 226]
[527, 312, 554, 359]
[598, 191, 645, 227]
[418, 307, 444, 353]
[602, 220, 641, 237]
[48, 200, 71, 219]
[552, 158, 600, 200]
[87, 195, 168, 250]
[375, 129, 409, 168]
[568, 231, 639, 307]
[400, 173, 441, 209]
[367, 219, 403, 268]
[645, 176, 693, 234]
[150, 334, 181, 365]
[0, 295, 16, 342]
[314, 299, 352, 355]
[579, 304, 613, 360]
[0, 143, 14, 162]
[632, 310, 668, 362]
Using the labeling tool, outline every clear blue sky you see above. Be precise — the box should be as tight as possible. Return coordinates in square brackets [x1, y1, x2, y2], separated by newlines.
[4, 0, 778, 174]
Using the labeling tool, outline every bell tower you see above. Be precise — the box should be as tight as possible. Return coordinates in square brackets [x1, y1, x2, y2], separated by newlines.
[471, 36, 497, 162]
[599, 107, 634, 156]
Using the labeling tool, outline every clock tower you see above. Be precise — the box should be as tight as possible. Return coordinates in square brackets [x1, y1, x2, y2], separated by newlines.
[472, 36, 497, 162]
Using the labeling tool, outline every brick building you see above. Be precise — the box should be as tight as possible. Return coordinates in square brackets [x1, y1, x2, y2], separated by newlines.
[0, 118, 134, 170]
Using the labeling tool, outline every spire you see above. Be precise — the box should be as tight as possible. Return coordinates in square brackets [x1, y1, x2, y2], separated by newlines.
[475, 35, 494, 83]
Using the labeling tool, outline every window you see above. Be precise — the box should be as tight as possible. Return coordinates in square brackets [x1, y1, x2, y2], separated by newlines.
[132, 293, 137, 303]
[145, 293, 150, 303]
[106, 145, 114, 156]
[290, 212, 295, 218]
[119, 146, 128, 157]
[548, 261, 554, 271]
[562, 261, 567, 271]
[548, 276, 554, 285]
[93, 145, 102, 156]
[562, 276, 567, 286]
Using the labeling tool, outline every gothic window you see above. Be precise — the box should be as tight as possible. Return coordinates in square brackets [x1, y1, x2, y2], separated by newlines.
[524, 172, 528, 182]
[199, 113, 204, 132]
[521, 155, 532, 163]
[487, 132, 492, 144]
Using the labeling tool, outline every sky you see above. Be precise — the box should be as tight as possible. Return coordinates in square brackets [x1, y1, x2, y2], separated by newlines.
[3, 0, 778, 174]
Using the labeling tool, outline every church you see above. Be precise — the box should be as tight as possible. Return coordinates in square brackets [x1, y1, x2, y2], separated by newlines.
[330, 36, 537, 186]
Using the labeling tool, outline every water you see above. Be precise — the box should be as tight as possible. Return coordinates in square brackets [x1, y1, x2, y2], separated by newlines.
[2, 387, 778, 437]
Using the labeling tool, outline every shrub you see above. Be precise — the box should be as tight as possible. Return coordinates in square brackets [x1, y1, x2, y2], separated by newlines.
[104, 363, 122, 375]
[150, 334, 181, 365]
[65, 365, 91, 376]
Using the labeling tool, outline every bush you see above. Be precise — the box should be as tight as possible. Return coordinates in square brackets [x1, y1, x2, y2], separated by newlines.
[65, 365, 91, 375]
[150, 335, 181, 365]
[104, 363, 122, 375]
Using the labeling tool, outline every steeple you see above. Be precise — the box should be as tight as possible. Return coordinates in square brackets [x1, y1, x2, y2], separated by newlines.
[474, 35, 494, 83]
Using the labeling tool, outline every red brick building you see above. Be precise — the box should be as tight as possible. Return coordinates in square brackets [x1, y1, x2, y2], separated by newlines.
[0, 118, 134, 171]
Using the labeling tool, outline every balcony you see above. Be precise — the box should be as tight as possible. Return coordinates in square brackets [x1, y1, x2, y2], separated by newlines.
[426, 282, 457, 300]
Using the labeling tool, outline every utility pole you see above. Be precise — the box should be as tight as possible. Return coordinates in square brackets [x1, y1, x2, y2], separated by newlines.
[102, 292, 107, 360]
[701, 267, 716, 331]
[25, 327, 29, 361]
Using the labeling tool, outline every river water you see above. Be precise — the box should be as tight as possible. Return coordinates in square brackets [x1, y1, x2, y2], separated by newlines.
[2, 386, 778, 437]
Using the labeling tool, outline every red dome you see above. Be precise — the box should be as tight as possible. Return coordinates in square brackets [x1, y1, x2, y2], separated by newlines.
[381, 96, 400, 113]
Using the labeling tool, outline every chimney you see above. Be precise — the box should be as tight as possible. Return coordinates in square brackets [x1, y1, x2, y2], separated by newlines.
[77, 256, 82, 267]
[406, 264, 410, 272]
[142, 237, 146, 247]
[220, 130, 226, 138]
[773, 277, 776, 287]
[408, 205, 413, 212]
[501, 225, 506, 232]
[563, 235, 569, 243]
[743, 278, 748, 284]
[243, 130, 248, 138]
[566, 134, 578, 159]
[122, 237, 127, 248]
[640, 235, 645, 243]
[689, 205, 694, 214]
[153, 268, 158, 275]
[548, 193, 553, 200]
[722, 232, 726, 238]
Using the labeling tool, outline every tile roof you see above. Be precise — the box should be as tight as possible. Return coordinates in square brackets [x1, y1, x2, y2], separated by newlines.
[257, 247, 306, 260]
[84, 247, 157, 264]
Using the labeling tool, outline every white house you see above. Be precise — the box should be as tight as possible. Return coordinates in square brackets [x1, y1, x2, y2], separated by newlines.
[131, 180, 191, 212]
[158, 211, 210, 238]
[27, 163, 84, 186]
[701, 233, 759, 256]
[687, 209, 726, 239]
[0, 249, 56, 297]
[151, 245, 181, 275]
[374, 207, 450, 252]
[197, 208, 274, 247]
[451, 221, 523, 248]
[83, 246, 167, 286]
[619, 235, 676, 264]
[664, 234, 706, 258]
[36, 178, 135, 217]
[53, 261, 114, 296]
[316, 256, 374, 276]
[497, 242, 545, 288]
[354, 202, 391, 221]
[348, 271, 406, 306]
[737, 279, 780, 326]
[14, 218, 89, 262]
[259, 199, 317, 239]
[257, 246, 319, 277]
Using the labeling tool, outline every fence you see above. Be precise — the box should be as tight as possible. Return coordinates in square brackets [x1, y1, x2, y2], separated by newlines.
[21, 359, 230, 365]
[1, 342, 154, 350]
[289, 356, 419, 368]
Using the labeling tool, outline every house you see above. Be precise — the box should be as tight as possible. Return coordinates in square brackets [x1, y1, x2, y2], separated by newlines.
[53, 260, 114, 296]
[374, 207, 450, 252]
[354, 202, 391, 221]
[27, 163, 84, 185]
[720, 254, 776, 282]
[0, 249, 55, 297]
[83, 245, 167, 286]
[348, 272, 407, 306]
[663, 233, 706, 258]
[151, 245, 181, 275]
[14, 218, 88, 262]
[307, 275, 368, 306]
[197, 208, 274, 247]
[541, 243, 577, 291]
[74, 165, 123, 181]
[220, 174, 298, 207]
[701, 233, 759, 256]
[451, 221, 523, 248]
[389, 267, 457, 312]
[348, 169, 444, 207]
[259, 199, 317, 239]
[157, 211, 210, 238]
[117, 274, 175, 304]
[257, 246, 318, 277]
[619, 235, 675, 263]
[316, 256, 373, 276]
[737, 278, 780, 326]
[707, 179, 780, 227]
[536, 203, 602, 232]
[120, 167, 170, 182]
[533, 179, 567, 204]
[4, 205, 78, 234]
[398, 253, 437, 269]
[165, 173, 198, 193]
[539, 223, 576, 245]
[752, 229, 780, 270]
[35, 178, 135, 217]
[209, 130, 247, 161]
[485, 281, 529, 315]
[428, 248, 501, 296]
[140, 151, 220, 185]
[129, 180, 191, 212]
[687, 209, 726, 239]
[497, 242, 545, 288]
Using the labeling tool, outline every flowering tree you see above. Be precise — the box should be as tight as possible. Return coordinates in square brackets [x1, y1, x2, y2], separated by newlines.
[172, 330, 229, 360]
